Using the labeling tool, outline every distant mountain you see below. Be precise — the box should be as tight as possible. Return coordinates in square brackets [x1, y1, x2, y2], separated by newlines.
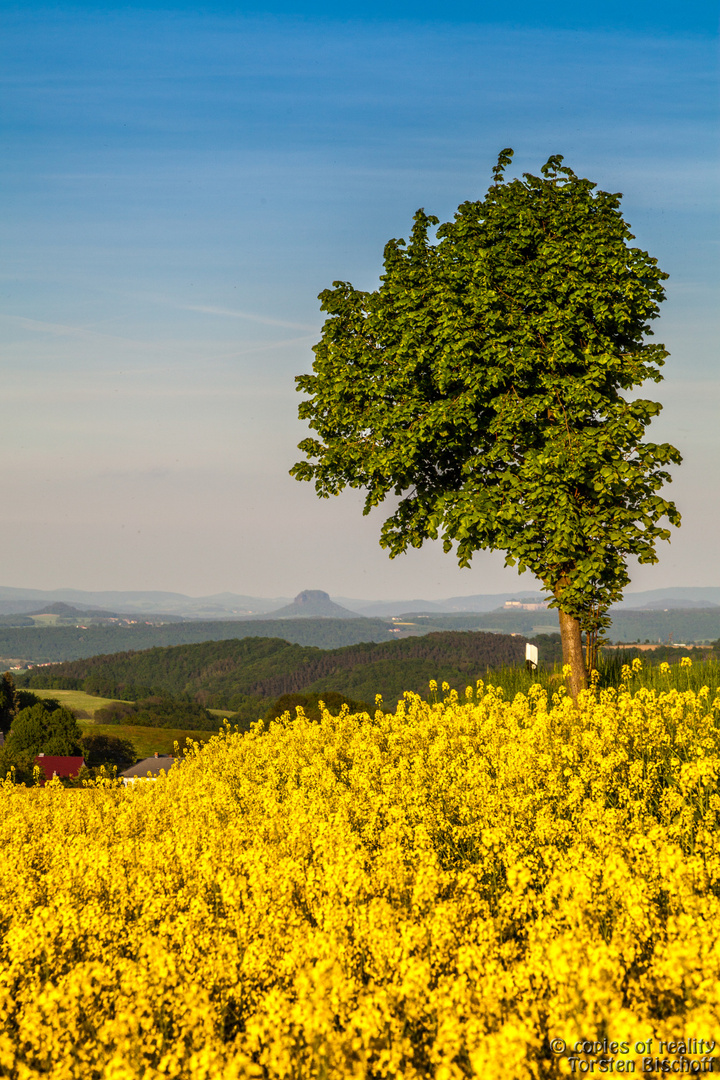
[27, 602, 117, 618]
[261, 590, 360, 619]
[338, 592, 547, 617]
[612, 588, 720, 610]
[0, 585, 551, 619]
[2, 583, 719, 623]
[636, 599, 720, 611]
[23, 602, 185, 624]
[0, 586, 288, 619]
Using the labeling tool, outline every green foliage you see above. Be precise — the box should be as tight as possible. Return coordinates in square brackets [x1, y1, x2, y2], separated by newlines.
[0, 671, 18, 735]
[15, 688, 54, 711]
[598, 654, 720, 694]
[603, 643, 718, 665]
[529, 633, 564, 666]
[131, 696, 218, 730]
[93, 701, 138, 723]
[265, 691, 372, 724]
[292, 150, 681, 645]
[18, 674, 82, 690]
[17, 631, 529, 713]
[84, 723, 214, 761]
[0, 745, 37, 785]
[27, 632, 714, 725]
[5, 617, 394, 665]
[5, 701, 82, 756]
[481, 652, 720, 698]
[80, 733, 136, 769]
[94, 695, 218, 730]
[461, 664, 558, 699]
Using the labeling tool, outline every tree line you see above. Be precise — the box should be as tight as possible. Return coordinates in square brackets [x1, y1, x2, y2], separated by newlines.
[0, 617, 394, 664]
[16, 630, 534, 712]
[0, 672, 136, 783]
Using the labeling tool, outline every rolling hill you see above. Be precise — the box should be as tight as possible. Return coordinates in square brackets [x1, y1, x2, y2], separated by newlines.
[16, 630, 534, 714]
[0, 617, 395, 664]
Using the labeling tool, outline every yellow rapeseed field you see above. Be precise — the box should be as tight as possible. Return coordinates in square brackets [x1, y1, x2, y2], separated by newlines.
[1, 666, 720, 1078]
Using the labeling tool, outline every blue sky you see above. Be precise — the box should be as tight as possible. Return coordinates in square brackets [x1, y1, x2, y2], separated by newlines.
[0, 2, 717, 599]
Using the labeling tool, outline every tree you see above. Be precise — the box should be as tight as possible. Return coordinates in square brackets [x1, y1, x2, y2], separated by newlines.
[80, 733, 136, 769]
[0, 672, 18, 735]
[5, 702, 82, 757]
[291, 150, 681, 700]
[0, 745, 36, 785]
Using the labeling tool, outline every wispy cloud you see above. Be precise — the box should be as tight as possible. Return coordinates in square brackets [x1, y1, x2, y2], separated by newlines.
[0, 312, 315, 361]
[182, 304, 318, 332]
[0, 313, 139, 343]
[0, 7, 716, 595]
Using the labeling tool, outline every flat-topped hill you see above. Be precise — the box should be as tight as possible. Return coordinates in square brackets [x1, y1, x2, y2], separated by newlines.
[263, 590, 358, 619]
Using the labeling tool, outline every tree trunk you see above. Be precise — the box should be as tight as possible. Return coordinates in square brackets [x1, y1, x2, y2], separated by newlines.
[558, 608, 588, 703]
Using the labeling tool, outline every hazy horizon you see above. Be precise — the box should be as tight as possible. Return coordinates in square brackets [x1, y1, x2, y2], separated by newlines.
[2, 1, 717, 600]
[1, 582, 719, 611]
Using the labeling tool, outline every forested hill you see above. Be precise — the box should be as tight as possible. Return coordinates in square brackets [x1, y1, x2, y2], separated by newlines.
[0, 617, 394, 664]
[17, 631, 530, 712]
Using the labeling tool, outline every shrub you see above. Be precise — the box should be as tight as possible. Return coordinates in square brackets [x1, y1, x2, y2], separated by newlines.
[94, 696, 218, 730]
[93, 700, 137, 724]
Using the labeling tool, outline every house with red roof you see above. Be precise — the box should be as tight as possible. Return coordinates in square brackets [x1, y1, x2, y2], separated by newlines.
[34, 754, 85, 784]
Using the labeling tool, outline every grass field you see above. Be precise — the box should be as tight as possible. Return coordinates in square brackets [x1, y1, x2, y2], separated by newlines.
[28, 687, 228, 757]
[27, 687, 129, 716]
[76, 720, 219, 758]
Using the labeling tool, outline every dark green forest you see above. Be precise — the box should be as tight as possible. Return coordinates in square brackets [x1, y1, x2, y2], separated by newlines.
[2, 607, 719, 669]
[397, 608, 720, 643]
[94, 696, 219, 730]
[601, 608, 720, 644]
[17, 631, 541, 715]
[0, 618, 394, 663]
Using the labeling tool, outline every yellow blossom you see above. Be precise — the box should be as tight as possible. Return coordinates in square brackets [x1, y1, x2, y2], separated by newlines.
[1, 680, 719, 1077]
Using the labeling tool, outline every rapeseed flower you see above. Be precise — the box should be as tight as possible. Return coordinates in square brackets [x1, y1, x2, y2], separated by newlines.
[1, 682, 719, 1078]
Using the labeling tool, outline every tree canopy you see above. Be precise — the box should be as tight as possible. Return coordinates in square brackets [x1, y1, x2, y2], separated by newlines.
[292, 150, 681, 696]
[80, 733, 136, 770]
[0, 672, 18, 735]
[17, 632, 528, 713]
[5, 701, 83, 757]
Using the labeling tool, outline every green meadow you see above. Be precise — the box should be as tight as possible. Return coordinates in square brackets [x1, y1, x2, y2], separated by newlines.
[27, 687, 225, 758]
[28, 687, 128, 716]
[79, 721, 217, 759]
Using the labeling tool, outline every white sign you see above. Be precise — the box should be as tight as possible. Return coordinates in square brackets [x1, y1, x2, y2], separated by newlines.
[525, 643, 539, 669]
